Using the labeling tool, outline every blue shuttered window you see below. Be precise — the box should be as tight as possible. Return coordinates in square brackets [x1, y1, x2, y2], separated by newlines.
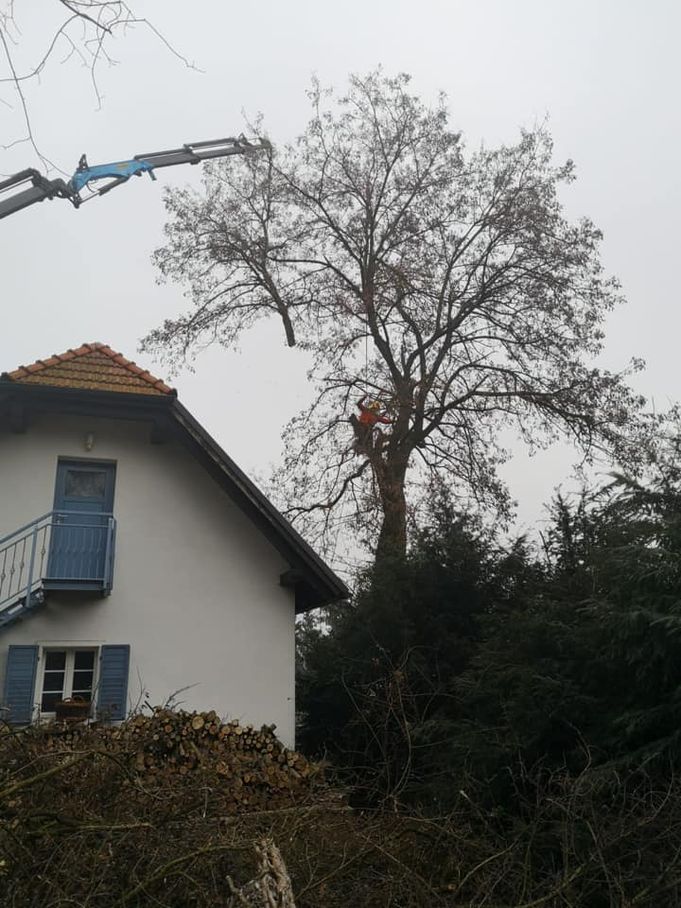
[97, 644, 130, 721]
[3, 645, 38, 724]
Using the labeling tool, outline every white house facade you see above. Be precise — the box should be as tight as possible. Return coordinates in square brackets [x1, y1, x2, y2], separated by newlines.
[0, 344, 346, 746]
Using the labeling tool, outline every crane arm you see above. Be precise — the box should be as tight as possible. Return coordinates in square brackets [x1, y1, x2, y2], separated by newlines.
[0, 136, 269, 221]
[0, 169, 75, 220]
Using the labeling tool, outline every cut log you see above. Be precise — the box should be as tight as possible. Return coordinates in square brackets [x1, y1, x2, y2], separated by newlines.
[228, 839, 296, 908]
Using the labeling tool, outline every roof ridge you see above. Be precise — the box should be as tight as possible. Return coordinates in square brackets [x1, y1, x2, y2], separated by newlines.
[5, 343, 174, 395]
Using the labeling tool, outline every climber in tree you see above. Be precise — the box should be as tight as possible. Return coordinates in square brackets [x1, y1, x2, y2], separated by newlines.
[350, 395, 391, 452]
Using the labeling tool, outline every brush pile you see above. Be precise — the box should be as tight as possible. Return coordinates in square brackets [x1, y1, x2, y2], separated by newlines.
[3, 712, 681, 906]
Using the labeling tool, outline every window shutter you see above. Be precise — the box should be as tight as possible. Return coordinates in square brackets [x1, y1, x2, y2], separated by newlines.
[97, 644, 130, 721]
[3, 645, 38, 725]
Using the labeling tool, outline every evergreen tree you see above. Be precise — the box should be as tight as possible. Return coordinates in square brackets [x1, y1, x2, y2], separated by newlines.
[297, 500, 534, 805]
[455, 457, 681, 790]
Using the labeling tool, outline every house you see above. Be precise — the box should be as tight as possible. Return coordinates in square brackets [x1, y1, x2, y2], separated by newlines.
[0, 343, 346, 745]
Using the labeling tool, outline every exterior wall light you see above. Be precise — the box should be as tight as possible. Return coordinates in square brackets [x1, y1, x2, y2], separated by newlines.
[84, 432, 95, 452]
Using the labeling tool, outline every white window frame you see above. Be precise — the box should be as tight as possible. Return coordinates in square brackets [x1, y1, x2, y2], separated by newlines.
[37, 645, 99, 718]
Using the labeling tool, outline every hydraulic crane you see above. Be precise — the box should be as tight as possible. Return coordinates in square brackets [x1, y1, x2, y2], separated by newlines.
[0, 135, 270, 221]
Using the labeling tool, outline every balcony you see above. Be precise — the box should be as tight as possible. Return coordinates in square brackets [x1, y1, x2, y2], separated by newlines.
[0, 511, 116, 629]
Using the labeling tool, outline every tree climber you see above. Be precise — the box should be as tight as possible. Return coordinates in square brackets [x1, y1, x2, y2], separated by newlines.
[350, 395, 391, 451]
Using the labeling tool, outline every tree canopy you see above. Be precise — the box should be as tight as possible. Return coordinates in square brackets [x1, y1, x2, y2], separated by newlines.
[145, 71, 647, 564]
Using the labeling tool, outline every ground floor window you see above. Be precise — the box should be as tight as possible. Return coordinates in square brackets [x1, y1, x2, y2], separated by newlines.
[39, 648, 97, 714]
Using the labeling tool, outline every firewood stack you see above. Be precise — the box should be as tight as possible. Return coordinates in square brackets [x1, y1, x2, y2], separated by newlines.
[38, 708, 320, 812]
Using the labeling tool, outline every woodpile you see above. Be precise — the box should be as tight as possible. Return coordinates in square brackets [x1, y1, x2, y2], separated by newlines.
[40, 707, 320, 813]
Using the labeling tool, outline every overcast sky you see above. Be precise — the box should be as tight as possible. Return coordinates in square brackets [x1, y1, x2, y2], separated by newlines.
[1, 1, 679, 549]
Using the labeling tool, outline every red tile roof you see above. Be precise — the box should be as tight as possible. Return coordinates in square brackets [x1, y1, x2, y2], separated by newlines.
[4, 343, 174, 396]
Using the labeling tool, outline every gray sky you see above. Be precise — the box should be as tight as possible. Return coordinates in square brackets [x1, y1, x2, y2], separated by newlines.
[2, 1, 679, 546]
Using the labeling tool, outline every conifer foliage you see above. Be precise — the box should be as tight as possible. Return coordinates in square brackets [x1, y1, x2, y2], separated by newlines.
[298, 457, 681, 807]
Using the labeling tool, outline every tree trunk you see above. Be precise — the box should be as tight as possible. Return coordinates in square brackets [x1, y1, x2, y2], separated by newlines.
[374, 457, 408, 566]
[350, 412, 411, 567]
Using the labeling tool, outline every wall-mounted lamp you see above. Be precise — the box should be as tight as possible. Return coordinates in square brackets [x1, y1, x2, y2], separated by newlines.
[84, 432, 95, 452]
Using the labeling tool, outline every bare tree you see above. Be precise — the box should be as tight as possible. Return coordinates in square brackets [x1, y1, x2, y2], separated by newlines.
[143, 72, 648, 566]
[0, 2, 193, 167]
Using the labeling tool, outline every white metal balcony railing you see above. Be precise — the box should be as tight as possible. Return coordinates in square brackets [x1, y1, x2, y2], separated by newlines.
[0, 510, 116, 628]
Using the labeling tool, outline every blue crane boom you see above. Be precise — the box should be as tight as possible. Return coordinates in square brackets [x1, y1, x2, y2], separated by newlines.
[0, 136, 269, 221]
